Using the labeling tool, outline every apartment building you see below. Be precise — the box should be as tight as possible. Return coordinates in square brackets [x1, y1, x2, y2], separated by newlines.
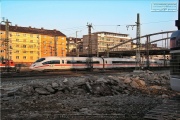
[0, 24, 66, 65]
[83, 31, 131, 56]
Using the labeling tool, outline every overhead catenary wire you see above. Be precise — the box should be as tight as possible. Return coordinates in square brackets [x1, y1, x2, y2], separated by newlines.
[93, 20, 175, 27]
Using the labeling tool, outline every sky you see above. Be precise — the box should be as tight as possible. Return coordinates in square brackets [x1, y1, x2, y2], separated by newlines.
[0, 0, 179, 47]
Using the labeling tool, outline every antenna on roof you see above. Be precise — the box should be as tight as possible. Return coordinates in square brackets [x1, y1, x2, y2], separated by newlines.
[2, 17, 5, 21]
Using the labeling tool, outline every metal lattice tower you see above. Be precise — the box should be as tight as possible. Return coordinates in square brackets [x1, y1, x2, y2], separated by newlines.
[136, 13, 141, 70]
[1, 19, 11, 72]
[87, 23, 93, 71]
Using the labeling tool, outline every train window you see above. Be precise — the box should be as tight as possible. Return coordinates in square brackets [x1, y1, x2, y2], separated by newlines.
[42, 60, 60, 65]
[35, 58, 45, 63]
[67, 60, 73, 64]
[112, 61, 135, 63]
[67, 60, 87, 64]
[62, 60, 64, 64]
[76, 61, 83, 64]
[92, 61, 100, 64]
[51, 60, 60, 64]
[42, 61, 50, 65]
[112, 61, 122, 63]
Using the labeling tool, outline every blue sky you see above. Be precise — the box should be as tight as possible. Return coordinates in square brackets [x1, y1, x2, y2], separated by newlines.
[0, 0, 179, 46]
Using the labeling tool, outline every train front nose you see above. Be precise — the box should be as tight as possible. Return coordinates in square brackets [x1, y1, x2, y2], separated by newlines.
[29, 63, 36, 70]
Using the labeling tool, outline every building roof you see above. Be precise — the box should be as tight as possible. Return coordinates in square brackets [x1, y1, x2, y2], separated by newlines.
[67, 37, 83, 43]
[0, 24, 66, 37]
[93, 31, 129, 36]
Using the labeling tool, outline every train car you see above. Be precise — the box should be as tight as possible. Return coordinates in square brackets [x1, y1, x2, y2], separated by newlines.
[0, 59, 15, 71]
[170, 30, 180, 92]
[29, 56, 104, 71]
[29, 56, 166, 71]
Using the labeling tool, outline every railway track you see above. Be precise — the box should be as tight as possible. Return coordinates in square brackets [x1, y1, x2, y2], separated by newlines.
[1, 67, 170, 78]
[1, 69, 133, 79]
[144, 96, 180, 120]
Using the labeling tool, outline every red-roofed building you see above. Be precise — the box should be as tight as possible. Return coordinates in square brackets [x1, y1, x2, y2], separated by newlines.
[0, 24, 66, 66]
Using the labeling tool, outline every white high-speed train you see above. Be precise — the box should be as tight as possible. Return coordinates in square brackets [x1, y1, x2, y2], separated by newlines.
[170, 30, 180, 92]
[29, 56, 168, 71]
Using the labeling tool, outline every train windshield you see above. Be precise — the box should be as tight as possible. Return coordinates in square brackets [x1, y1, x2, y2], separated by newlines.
[170, 30, 180, 77]
[34, 58, 45, 63]
[170, 51, 180, 76]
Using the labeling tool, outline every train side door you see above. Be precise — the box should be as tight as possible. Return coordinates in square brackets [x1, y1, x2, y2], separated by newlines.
[105, 60, 108, 68]
[61, 59, 66, 69]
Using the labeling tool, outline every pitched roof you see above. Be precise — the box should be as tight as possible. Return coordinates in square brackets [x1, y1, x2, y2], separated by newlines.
[0, 24, 66, 37]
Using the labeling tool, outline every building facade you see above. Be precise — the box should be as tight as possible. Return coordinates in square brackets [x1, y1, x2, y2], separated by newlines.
[0, 24, 66, 65]
[83, 31, 131, 56]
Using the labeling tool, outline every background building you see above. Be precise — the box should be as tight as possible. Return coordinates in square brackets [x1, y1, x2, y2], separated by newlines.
[83, 31, 131, 57]
[66, 37, 83, 56]
[0, 24, 66, 65]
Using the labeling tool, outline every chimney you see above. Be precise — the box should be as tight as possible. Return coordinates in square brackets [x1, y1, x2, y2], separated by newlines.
[15, 24, 18, 29]
[41, 27, 44, 30]
[54, 29, 57, 33]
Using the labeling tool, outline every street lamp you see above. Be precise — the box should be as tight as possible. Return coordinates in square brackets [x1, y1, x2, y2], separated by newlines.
[76, 30, 82, 57]
[116, 25, 120, 34]
[161, 30, 163, 48]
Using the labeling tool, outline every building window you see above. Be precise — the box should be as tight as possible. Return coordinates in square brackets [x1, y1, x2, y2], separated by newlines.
[30, 40, 33, 43]
[30, 34, 33, 37]
[16, 45, 19, 47]
[23, 39, 26, 42]
[30, 56, 33, 60]
[23, 45, 26, 48]
[0, 32, 4, 34]
[16, 39, 19, 42]
[30, 51, 33, 54]
[23, 56, 26, 59]
[29, 45, 33, 48]
[16, 56, 19, 59]
[16, 33, 19, 36]
[23, 34, 26, 37]
[23, 51, 26, 53]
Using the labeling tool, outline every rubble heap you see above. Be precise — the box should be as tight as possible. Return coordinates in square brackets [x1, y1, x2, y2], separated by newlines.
[2, 70, 176, 99]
